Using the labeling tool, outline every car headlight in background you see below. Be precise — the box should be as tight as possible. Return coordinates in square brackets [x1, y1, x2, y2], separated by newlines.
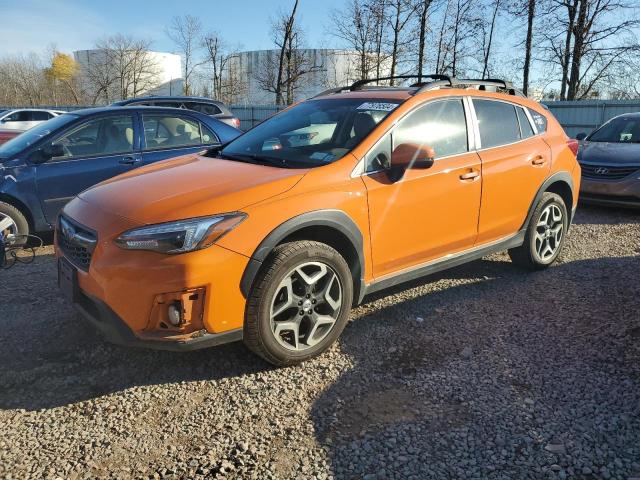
[115, 213, 246, 254]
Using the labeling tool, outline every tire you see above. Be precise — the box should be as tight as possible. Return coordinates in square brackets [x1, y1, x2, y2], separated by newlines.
[244, 240, 353, 366]
[508, 192, 568, 270]
[0, 201, 29, 245]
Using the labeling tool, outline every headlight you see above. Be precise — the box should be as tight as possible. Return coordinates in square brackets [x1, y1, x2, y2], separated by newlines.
[115, 213, 246, 254]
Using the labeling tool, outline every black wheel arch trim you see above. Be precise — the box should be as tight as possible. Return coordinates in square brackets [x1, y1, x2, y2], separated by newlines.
[239, 209, 366, 303]
[521, 171, 575, 230]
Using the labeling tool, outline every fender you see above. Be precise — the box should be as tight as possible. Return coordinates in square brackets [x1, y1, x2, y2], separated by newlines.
[239, 209, 365, 302]
[521, 171, 575, 230]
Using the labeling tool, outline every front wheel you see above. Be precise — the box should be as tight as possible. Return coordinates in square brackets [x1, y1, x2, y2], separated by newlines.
[244, 241, 353, 366]
[509, 192, 568, 270]
[0, 202, 29, 245]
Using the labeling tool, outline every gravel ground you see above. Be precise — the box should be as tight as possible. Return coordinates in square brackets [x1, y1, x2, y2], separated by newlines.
[0, 205, 639, 480]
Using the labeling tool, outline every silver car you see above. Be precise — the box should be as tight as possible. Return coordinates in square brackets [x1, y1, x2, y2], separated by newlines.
[0, 108, 66, 131]
[576, 112, 640, 208]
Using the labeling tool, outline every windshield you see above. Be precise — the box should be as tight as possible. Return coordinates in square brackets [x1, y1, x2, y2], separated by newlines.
[0, 114, 78, 157]
[220, 98, 401, 168]
[588, 117, 640, 143]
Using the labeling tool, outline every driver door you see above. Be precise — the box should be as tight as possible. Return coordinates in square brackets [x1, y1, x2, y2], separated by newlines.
[35, 113, 141, 224]
[361, 98, 482, 278]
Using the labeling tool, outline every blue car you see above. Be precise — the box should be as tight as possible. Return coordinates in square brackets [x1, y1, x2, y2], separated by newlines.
[0, 106, 241, 241]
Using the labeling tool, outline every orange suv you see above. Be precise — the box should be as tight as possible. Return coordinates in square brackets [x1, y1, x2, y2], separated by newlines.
[56, 75, 581, 366]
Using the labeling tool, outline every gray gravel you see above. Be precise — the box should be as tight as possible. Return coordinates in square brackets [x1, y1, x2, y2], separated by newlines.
[1, 204, 639, 479]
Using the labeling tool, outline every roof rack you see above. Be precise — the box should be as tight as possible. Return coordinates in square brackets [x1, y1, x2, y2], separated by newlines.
[312, 74, 525, 98]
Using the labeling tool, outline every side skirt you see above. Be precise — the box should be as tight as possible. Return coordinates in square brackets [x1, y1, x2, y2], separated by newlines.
[360, 231, 525, 301]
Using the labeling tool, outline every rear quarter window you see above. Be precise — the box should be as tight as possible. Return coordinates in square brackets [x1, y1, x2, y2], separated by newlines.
[528, 108, 548, 133]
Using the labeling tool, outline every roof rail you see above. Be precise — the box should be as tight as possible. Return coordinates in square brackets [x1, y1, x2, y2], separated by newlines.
[417, 78, 525, 97]
[350, 74, 453, 91]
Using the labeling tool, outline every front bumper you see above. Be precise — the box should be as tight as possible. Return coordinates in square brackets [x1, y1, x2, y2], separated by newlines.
[580, 174, 640, 208]
[74, 289, 242, 351]
[56, 196, 252, 350]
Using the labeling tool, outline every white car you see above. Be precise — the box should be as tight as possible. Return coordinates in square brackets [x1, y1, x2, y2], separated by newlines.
[0, 108, 66, 131]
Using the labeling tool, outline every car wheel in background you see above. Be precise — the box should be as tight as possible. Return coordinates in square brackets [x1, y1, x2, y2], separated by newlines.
[244, 240, 353, 366]
[509, 192, 568, 270]
[0, 202, 29, 245]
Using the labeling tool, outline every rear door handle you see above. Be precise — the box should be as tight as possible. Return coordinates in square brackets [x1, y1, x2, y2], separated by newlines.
[119, 156, 139, 165]
[531, 155, 546, 166]
[459, 171, 480, 181]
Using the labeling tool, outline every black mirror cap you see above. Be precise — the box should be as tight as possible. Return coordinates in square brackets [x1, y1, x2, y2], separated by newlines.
[575, 132, 587, 141]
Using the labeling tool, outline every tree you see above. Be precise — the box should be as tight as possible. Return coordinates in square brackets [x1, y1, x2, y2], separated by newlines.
[202, 32, 246, 103]
[45, 52, 80, 103]
[481, 0, 502, 79]
[386, 0, 418, 84]
[415, 0, 435, 82]
[166, 15, 205, 95]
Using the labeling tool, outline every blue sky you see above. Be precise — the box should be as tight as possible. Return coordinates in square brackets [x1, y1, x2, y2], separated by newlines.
[0, 0, 345, 55]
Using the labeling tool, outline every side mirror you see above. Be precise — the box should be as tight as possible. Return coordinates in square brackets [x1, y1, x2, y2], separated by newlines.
[391, 143, 435, 170]
[41, 143, 65, 160]
[575, 132, 587, 141]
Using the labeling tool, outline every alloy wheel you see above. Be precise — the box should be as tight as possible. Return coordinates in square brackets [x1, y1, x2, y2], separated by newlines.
[0, 213, 18, 244]
[269, 261, 343, 351]
[535, 203, 564, 261]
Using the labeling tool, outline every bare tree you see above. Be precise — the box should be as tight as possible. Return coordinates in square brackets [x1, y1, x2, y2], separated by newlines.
[481, 0, 502, 78]
[386, 0, 418, 84]
[542, 0, 640, 100]
[202, 32, 246, 103]
[415, 0, 435, 81]
[329, 0, 377, 80]
[434, 0, 479, 76]
[166, 15, 205, 95]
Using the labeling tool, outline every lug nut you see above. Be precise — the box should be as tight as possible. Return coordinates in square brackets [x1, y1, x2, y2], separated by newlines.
[299, 310, 304, 315]
[307, 309, 313, 314]
[306, 294, 311, 298]
[311, 299, 316, 304]
[298, 300, 303, 306]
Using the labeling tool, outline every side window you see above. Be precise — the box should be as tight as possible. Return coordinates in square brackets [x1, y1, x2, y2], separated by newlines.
[528, 108, 548, 133]
[516, 107, 535, 138]
[5, 111, 28, 122]
[200, 123, 218, 144]
[52, 115, 134, 159]
[394, 99, 468, 159]
[187, 102, 222, 115]
[142, 115, 204, 149]
[473, 99, 521, 148]
[31, 111, 52, 121]
[365, 133, 392, 172]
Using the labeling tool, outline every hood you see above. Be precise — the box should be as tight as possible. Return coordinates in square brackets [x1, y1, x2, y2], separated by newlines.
[78, 154, 307, 225]
[579, 141, 640, 165]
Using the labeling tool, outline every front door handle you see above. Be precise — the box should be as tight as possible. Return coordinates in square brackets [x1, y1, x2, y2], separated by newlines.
[459, 171, 480, 181]
[531, 155, 547, 166]
[119, 156, 139, 165]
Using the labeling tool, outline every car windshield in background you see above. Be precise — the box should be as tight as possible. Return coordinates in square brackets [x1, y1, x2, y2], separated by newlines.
[588, 117, 640, 143]
[0, 114, 78, 157]
[220, 98, 401, 168]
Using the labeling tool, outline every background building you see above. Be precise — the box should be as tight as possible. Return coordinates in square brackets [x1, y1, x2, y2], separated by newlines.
[73, 49, 183, 103]
[230, 49, 390, 105]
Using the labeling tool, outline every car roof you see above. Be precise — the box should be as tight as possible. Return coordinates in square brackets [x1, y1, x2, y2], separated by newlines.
[313, 89, 414, 101]
[114, 96, 225, 105]
[2, 108, 63, 112]
[64, 106, 212, 117]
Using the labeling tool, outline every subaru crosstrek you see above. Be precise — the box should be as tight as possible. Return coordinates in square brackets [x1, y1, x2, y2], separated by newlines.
[55, 75, 581, 366]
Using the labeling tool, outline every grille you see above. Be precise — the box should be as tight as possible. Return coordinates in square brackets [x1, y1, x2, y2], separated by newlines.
[57, 216, 97, 271]
[581, 163, 640, 180]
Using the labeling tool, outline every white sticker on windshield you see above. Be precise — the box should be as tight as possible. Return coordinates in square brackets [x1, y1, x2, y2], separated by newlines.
[357, 102, 398, 112]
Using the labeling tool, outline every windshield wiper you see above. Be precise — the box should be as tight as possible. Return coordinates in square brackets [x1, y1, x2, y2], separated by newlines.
[219, 152, 294, 168]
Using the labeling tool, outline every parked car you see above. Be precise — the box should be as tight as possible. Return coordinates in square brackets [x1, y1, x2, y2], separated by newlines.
[575, 113, 640, 208]
[112, 96, 241, 129]
[55, 75, 580, 366]
[0, 128, 25, 145]
[0, 106, 241, 243]
[0, 108, 66, 131]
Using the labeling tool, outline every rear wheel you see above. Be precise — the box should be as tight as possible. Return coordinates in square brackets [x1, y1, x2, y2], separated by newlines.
[244, 241, 353, 366]
[0, 202, 29, 245]
[509, 192, 568, 270]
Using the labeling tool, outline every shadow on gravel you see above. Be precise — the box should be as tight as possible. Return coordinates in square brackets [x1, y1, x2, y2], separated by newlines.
[311, 254, 640, 478]
[573, 203, 640, 225]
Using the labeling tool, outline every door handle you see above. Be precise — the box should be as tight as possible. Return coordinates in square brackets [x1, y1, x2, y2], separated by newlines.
[531, 155, 546, 166]
[119, 156, 139, 165]
[459, 170, 480, 181]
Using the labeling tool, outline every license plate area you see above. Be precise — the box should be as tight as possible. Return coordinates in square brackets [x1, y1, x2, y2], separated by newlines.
[58, 258, 79, 303]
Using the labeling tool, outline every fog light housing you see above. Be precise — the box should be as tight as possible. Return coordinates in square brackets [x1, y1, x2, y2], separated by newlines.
[167, 302, 183, 326]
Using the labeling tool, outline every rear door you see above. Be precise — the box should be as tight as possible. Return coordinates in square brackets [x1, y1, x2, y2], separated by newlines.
[140, 113, 220, 164]
[472, 99, 551, 244]
[35, 113, 141, 223]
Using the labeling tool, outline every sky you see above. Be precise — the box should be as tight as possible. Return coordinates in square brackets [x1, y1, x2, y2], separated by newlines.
[0, 0, 345, 56]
